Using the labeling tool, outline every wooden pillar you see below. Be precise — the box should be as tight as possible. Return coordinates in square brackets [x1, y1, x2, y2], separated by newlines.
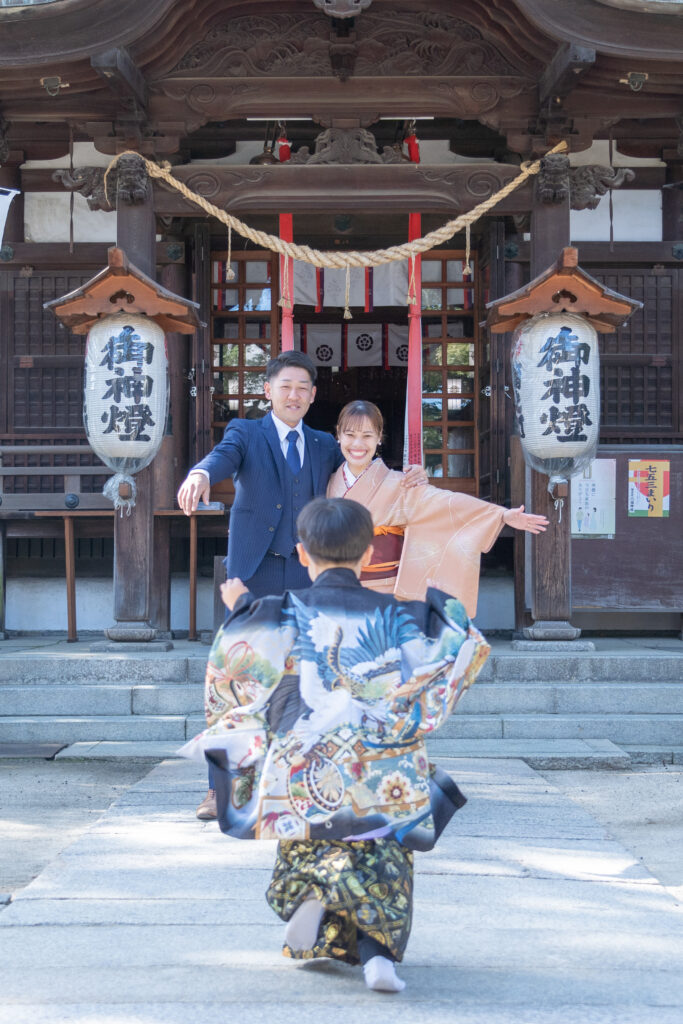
[0, 156, 20, 639]
[148, 258, 190, 635]
[0, 520, 7, 640]
[105, 157, 161, 644]
[504, 238, 531, 636]
[662, 157, 683, 241]
[525, 170, 581, 640]
[192, 222, 212, 465]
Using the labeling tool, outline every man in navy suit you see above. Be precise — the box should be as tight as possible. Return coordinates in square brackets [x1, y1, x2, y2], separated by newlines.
[177, 350, 425, 816]
[179, 350, 341, 597]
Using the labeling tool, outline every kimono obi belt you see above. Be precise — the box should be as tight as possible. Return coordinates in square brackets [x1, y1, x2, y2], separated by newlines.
[360, 524, 404, 582]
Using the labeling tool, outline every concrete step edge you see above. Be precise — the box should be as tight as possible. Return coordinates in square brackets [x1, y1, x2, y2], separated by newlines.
[622, 744, 683, 765]
[432, 737, 631, 770]
[50, 737, 631, 770]
[54, 741, 184, 761]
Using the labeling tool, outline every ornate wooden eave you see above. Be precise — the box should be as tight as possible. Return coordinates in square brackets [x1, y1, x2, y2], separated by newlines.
[2, 0, 683, 160]
[45, 246, 202, 335]
[485, 246, 643, 334]
[149, 76, 537, 136]
[148, 161, 531, 216]
[0, 0, 176, 65]
[513, 0, 683, 61]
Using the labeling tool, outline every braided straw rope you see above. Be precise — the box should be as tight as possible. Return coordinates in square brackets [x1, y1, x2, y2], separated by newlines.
[104, 140, 567, 270]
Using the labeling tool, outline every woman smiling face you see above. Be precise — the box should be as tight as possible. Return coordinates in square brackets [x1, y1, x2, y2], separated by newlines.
[339, 415, 382, 476]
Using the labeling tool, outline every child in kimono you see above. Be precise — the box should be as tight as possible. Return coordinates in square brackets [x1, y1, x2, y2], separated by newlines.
[181, 497, 489, 993]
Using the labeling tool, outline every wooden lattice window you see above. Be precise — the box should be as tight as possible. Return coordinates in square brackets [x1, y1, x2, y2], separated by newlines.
[209, 251, 279, 444]
[592, 267, 682, 442]
[0, 270, 93, 436]
[420, 252, 479, 494]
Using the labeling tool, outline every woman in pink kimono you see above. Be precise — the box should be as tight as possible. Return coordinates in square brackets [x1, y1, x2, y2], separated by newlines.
[327, 400, 548, 617]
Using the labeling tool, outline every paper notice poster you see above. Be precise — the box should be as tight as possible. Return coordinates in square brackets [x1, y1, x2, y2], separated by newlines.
[571, 459, 616, 538]
[628, 460, 670, 518]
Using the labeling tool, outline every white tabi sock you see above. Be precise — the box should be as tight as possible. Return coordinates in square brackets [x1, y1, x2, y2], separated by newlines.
[363, 955, 406, 993]
[284, 897, 324, 951]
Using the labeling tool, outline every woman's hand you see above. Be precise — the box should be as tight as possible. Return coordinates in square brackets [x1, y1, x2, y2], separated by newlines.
[401, 465, 428, 488]
[503, 505, 549, 534]
[220, 578, 249, 611]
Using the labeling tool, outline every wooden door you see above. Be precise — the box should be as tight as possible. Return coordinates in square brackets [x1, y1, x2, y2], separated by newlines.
[420, 250, 480, 494]
[202, 248, 279, 502]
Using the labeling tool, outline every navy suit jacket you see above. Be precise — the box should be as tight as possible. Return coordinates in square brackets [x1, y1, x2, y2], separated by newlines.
[193, 413, 343, 580]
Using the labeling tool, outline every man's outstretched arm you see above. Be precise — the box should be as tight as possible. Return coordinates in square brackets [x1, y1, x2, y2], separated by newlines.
[177, 421, 249, 515]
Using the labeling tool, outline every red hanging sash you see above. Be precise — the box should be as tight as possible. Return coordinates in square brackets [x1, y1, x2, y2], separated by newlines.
[279, 213, 294, 351]
[405, 216, 423, 466]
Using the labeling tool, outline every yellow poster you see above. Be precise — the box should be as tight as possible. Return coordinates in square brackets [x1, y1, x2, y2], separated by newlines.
[628, 460, 670, 518]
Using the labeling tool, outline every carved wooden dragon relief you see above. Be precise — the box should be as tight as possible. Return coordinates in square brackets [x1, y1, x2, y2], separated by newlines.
[162, 11, 532, 80]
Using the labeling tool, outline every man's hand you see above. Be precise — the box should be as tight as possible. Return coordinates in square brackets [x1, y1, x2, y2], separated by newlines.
[401, 464, 428, 488]
[503, 505, 549, 534]
[220, 578, 249, 611]
[177, 472, 210, 515]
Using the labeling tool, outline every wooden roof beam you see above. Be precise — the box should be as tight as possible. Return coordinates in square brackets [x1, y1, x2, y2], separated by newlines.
[539, 43, 596, 107]
[91, 47, 148, 113]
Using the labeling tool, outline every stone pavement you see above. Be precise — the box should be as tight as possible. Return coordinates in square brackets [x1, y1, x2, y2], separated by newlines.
[1, 757, 682, 1024]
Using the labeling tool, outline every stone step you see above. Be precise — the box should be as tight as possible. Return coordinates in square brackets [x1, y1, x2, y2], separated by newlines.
[0, 716, 190, 743]
[431, 738, 630, 770]
[2, 706, 682, 745]
[437, 712, 683, 744]
[48, 738, 632, 770]
[182, 711, 683, 745]
[0, 657, 206, 685]
[478, 654, 683, 683]
[0, 685, 202, 717]
[54, 741, 184, 761]
[622, 745, 683, 765]
[459, 682, 683, 715]
[3, 680, 682, 718]
[0, 650, 681, 684]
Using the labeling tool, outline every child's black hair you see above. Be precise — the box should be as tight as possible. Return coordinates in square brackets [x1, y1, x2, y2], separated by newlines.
[297, 497, 374, 564]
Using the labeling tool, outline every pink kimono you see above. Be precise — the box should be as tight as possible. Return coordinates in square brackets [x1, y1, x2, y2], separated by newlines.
[327, 460, 505, 616]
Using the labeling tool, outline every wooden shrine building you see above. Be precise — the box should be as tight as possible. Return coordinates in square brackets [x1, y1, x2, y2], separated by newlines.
[0, 0, 682, 640]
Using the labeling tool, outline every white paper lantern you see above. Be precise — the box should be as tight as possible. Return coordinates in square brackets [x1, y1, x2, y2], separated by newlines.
[511, 312, 600, 484]
[84, 313, 168, 510]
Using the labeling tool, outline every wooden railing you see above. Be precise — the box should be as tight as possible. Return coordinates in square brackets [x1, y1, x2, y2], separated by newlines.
[0, 444, 111, 510]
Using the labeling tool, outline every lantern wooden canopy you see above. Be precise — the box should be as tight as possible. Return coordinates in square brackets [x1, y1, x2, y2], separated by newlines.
[485, 247, 642, 335]
[45, 246, 202, 335]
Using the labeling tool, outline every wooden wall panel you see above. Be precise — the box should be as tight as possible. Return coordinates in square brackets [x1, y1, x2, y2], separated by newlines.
[592, 267, 682, 442]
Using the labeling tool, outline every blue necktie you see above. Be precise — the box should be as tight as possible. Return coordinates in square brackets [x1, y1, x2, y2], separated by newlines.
[286, 429, 301, 475]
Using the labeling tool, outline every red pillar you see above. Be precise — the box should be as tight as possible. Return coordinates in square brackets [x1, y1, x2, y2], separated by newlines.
[279, 213, 294, 351]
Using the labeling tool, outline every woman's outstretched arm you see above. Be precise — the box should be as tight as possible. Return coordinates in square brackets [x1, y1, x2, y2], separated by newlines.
[501, 505, 549, 534]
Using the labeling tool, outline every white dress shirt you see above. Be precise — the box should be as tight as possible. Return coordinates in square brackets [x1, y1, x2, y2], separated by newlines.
[270, 413, 306, 466]
[191, 412, 305, 484]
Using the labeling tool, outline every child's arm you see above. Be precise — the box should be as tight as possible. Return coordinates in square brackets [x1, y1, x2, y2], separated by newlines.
[203, 590, 296, 729]
[387, 591, 490, 739]
[221, 577, 249, 611]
